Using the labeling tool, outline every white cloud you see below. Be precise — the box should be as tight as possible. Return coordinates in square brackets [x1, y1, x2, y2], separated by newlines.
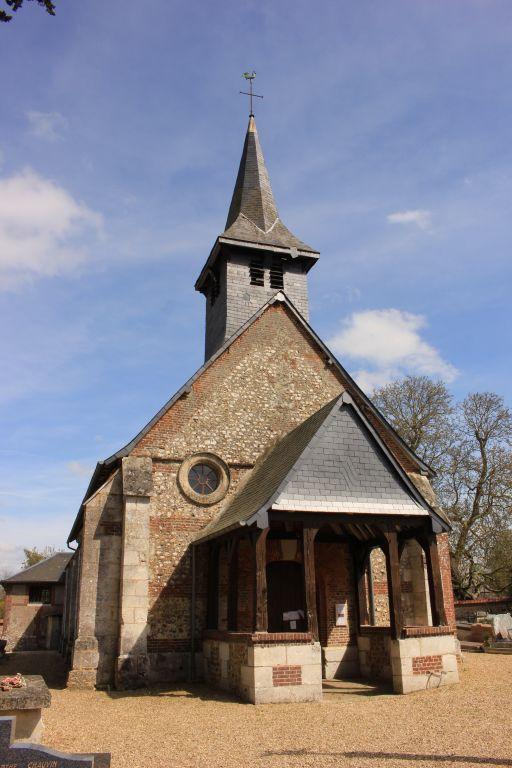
[328, 308, 458, 392]
[26, 110, 67, 141]
[0, 169, 102, 288]
[67, 461, 93, 478]
[387, 209, 432, 230]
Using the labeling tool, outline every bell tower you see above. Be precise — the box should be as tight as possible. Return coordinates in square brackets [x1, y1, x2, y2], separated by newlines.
[195, 115, 320, 361]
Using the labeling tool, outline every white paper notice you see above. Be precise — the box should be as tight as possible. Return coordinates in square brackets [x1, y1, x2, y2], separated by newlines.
[335, 602, 347, 626]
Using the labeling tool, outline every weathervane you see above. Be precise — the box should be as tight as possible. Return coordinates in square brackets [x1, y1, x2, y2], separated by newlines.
[240, 71, 263, 116]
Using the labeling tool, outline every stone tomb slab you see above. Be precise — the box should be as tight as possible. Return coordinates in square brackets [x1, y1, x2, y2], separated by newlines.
[0, 676, 50, 742]
[0, 717, 111, 768]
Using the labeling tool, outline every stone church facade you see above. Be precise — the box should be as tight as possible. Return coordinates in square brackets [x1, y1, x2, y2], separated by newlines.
[62, 116, 459, 702]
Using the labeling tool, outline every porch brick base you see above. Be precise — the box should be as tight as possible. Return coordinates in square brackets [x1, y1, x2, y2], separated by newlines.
[390, 633, 459, 694]
[203, 635, 322, 704]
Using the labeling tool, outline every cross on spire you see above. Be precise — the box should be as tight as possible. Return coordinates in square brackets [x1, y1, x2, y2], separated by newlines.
[239, 71, 263, 116]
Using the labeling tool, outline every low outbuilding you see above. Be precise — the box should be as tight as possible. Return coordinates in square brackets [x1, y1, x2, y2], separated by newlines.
[1, 553, 72, 652]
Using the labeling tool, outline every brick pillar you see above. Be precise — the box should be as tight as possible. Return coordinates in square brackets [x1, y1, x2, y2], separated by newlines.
[115, 456, 152, 689]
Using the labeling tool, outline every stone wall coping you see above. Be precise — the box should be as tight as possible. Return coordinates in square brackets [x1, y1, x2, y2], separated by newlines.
[203, 630, 314, 646]
[359, 625, 454, 639]
[0, 676, 51, 710]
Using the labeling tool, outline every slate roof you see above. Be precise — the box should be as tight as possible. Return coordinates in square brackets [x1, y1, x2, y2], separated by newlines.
[220, 116, 318, 256]
[195, 393, 440, 543]
[197, 399, 338, 541]
[272, 399, 427, 515]
[68, 293, 439, 544]
[2, 552, 72, 585]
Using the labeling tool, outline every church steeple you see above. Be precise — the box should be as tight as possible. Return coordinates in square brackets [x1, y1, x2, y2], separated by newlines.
[196, 116, 319, 361]
[225, 115, 279, 233]
[220, 116, 318, 254]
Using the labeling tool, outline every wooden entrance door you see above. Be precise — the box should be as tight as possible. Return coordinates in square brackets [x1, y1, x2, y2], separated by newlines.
[267, 560, 307, 632]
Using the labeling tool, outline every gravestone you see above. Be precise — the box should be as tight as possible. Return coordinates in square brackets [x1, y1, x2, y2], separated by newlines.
[0, 675, 51, 741]
[0, 716, 111, 768]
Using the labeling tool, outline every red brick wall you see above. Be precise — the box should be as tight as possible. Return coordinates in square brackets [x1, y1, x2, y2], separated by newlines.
[437, 533, 456, 627]
[272, 665, 302, 686]
[316, 541, 357, 646]
[412, 654, 442, 675]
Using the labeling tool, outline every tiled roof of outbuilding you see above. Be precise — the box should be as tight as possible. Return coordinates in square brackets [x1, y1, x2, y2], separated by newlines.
[2, 552, 72, 585]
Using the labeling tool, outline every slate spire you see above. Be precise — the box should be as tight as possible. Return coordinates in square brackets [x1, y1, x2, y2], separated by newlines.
[220, 116, 318, 254]
[225, 115, 279, 233]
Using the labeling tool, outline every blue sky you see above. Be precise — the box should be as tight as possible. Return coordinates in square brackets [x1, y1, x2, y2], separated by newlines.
[1, 0, 511, 571]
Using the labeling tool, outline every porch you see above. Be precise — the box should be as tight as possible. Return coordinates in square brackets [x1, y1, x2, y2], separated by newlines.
[193, 514, 459, 703]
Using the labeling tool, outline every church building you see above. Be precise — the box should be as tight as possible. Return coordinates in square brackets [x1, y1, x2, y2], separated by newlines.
[62, 114, 459, 702]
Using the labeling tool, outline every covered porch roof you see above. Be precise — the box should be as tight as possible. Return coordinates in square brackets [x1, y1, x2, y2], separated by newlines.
[195, 392, 449, 544]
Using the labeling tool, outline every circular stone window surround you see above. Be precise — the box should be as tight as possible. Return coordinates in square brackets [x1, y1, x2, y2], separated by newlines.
[178, 453, 230, 506]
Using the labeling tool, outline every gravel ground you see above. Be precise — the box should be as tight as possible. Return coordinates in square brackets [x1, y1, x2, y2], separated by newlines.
[3, 652, 512, 768]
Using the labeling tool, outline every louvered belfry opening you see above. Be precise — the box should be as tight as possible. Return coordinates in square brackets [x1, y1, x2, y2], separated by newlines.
[249, 258, 265, 286]
[269, 256, 284, 290]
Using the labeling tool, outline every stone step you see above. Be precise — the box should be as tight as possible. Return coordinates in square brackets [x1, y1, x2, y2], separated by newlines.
[460, 641, 484, 653]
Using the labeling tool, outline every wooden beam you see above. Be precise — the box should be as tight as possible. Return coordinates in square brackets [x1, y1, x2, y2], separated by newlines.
[383, 531, 403, 640]
[303, 526, 319, 640]
[227, 537, 239, 631]
[367, 550, 376, 625]
[206, 543, 219, 630]
[425, 534, 448, 626]
[352, 542, 369, 630]
[253, 528, 269, 632]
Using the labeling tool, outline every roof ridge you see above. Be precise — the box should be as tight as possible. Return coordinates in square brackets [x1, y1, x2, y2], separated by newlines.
[68, 292, 434, 543]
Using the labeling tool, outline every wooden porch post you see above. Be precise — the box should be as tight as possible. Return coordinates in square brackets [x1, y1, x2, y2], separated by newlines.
[253, 528, 269, 632]
[303, 526, 319, 640]
[353, 542, 370, 630]
[206, 543, 219, 630]
[227, 537, 239, 632]
[367, 551, 376, 626]
[424, 534, 448, 627]
[383, 531, 403, 640]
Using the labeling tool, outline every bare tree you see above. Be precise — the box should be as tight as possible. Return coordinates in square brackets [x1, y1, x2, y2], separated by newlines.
[374, 378, 512, 598]
[438, 393, 512, 597]
[373, 376, 454, 473]
[0, 0, 55, 22]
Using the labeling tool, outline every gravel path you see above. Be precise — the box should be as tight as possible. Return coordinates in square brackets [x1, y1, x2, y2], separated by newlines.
[8, 653, 512, 768]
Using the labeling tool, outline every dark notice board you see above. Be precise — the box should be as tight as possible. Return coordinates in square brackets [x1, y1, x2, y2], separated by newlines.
[0, 717, 111, 768]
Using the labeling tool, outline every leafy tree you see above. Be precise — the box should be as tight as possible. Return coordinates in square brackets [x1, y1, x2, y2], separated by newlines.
[21, 546, 57, 569]
[374, 378, 512, 598]
[0, 0, 55, 23]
